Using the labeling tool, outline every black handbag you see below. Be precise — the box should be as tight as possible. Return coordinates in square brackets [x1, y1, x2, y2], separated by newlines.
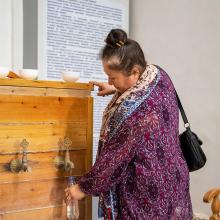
[175, 91, 207, 172]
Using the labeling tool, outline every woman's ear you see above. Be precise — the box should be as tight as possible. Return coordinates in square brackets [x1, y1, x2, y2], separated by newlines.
[131, 65, 141, 77]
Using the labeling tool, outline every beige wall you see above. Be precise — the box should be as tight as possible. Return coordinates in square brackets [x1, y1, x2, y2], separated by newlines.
[130, 0, 220, 216]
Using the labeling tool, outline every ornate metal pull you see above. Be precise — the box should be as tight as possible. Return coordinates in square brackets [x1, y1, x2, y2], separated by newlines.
[54, 137, 74, 172]
[10, 139, 31, 173]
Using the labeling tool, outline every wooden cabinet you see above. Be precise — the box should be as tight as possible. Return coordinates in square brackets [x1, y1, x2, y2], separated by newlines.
[0, 79, 93, 220]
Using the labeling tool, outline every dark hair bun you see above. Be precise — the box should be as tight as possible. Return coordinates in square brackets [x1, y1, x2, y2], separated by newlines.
[105, 29, 128, 47]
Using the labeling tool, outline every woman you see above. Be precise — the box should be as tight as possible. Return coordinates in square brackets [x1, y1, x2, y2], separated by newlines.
[65, 29, 193, 219]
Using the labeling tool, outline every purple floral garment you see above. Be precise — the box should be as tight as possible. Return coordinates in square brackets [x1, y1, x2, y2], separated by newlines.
[78, 66, 193, 220]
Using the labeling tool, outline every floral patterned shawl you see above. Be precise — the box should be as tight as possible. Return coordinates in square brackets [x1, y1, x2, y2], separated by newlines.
[99, 64, 158, 144]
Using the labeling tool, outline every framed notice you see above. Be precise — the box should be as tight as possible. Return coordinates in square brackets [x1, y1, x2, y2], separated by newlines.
[38, 0, 129, 81]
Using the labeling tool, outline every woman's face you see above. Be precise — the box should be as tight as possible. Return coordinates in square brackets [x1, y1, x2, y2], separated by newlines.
[102, 61, 139, 93]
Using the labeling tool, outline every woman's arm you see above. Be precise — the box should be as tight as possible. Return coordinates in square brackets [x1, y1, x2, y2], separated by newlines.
[64, 129, 136, 202]
[90, 81, 116, 96]
[76, 124, 138, 196]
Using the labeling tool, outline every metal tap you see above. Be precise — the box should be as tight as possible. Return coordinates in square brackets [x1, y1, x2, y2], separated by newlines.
[63, 137, 74, 172]
[21, 139, 29, 172]
[54, 137, 74, 172]
[9, 139, 31, 173]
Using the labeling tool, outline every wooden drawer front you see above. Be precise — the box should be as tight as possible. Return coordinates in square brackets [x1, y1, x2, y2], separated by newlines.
[0, 178, 66, 212]
[0, 95, 88, 122]
[0, 150, 87, 184]
[0, 122, 87, 153]
[0, 178, 90, 215]
[0, 95, 91, 152]
[0, 179, 91, 219]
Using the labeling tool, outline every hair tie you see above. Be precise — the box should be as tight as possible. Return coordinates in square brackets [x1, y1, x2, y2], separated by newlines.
[119, 41, 124, 46]
[116, 41, 125, 48]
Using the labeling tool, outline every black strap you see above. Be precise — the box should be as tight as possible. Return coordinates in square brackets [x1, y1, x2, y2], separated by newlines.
[175, 90, 190, 128]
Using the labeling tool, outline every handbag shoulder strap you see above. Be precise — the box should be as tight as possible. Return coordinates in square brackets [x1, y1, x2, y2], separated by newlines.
[175, 89, 190, 128]
[153, 64, 190, 128]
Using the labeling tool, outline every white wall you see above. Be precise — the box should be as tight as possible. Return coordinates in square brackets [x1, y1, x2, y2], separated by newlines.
[130, 0, 220, 217]
[0, 0, 23, 71]
[0, 0, 12, 67]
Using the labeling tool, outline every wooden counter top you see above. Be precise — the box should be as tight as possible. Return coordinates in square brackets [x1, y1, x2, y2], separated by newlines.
[0, 78, 94, 90]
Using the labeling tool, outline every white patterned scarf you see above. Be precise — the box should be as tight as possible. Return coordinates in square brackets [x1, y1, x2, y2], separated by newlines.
[99, 64, 158, 144]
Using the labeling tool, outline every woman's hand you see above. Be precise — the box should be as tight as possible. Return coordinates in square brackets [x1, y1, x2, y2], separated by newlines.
[90, 81, 116, 96]
[64, 184, 86, 205]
